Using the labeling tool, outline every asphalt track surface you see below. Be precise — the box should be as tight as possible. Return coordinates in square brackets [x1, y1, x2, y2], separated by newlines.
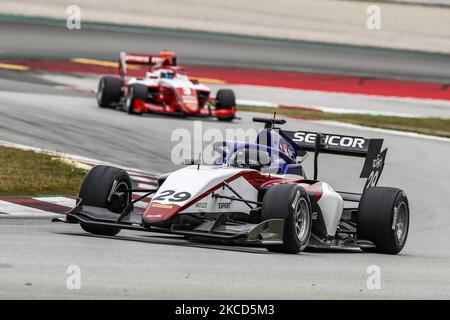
[1, 72, 450, 299]
[2, 20, 450, 83]
[33, 73, 450, 118]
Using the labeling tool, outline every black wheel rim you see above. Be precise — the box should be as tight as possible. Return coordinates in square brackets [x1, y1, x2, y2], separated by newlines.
[126, 88, 134, 111]
[108, 180, 130, 212]
[97, 80, 104, 103]
[394, 201, 408, 244]
[295, 198, 310, 242]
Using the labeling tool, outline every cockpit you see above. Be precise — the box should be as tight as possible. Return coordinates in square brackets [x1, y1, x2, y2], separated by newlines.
[213, 141, 305, 176]
[229, 148, 272, 171]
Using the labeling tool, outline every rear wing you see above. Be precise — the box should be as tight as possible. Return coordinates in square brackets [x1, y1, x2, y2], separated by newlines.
[283, 131, 375, 157]
[282, 130, 387, 191]
[118, 51, 177, 80]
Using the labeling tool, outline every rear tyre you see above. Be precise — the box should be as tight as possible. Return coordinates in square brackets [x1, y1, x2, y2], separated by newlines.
[261, 184, 312, 254]
[216, 89, 236, 121]
[126, 84, 148, 115]
[357, 187, 409, 254]
[97, 76, 121, 108]
[79, 165, 132, 236]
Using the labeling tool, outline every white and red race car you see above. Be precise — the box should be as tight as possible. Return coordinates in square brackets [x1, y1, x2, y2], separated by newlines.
[57, 117, 409, 254]
[96, 51, 236, 121]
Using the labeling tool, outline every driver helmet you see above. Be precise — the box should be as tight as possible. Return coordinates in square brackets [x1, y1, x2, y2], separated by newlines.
[160, 70, 174, 79]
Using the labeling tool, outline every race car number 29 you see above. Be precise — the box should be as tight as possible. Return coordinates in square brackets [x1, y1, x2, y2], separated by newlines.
[152, 190, 191, 202]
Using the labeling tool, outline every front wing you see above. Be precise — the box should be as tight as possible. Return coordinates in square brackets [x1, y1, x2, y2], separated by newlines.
[133, 99, 236, 119]
[58, 203, 284, 245]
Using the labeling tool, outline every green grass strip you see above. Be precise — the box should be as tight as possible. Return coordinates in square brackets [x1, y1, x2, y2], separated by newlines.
[238, 105, 450, 138]
[0, 146, 87, 196]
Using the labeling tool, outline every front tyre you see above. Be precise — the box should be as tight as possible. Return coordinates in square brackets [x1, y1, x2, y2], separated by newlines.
[261, 184, 312, 254]
[79, 165, 132, 236]
[97, 76, 121, 108]
[215, 89, 236, 121]
[357, 187, 410, 254]
[126, 84, 148, 115]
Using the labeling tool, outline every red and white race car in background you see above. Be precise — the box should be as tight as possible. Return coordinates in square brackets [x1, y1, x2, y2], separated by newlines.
[96, 51, 237, 121]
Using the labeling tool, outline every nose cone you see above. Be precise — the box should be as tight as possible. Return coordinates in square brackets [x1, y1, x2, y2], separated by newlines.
[142, 166, 245, 225]
[176, 88, 199, 113]
[143, 202, 182, 224]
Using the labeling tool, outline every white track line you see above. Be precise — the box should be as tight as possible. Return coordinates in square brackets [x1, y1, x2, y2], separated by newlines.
[238, 100, 422, 118]
[313, 120, 450, 142]
[312, 105, 421, 118]
[32, 196, 76, 208]
[237, 99, 278, 108]
[130, 175, 156, 184]
[0, 200, 62, 217]
[137, 183, 156, 189]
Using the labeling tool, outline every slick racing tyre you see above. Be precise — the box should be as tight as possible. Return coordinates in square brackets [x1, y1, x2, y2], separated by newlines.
[79, 165, 132, 236]
[357, 187, 410, 254]
[126, 84, 148, 115]
[261, 184, 312, 254]
[97, 76, 121, 108]
[215, 89, 235, 121]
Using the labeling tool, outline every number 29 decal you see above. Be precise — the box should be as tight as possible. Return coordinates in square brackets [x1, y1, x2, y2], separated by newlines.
[152, 190, 192, 202]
